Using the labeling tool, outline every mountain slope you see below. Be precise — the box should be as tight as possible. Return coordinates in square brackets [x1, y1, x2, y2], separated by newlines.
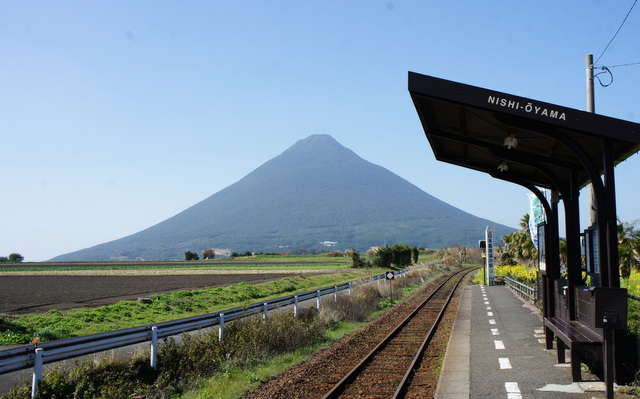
[51, 135, 514, 261]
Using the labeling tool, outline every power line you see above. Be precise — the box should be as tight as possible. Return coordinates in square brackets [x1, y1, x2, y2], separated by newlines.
[608, 61, 640, 68]
[593, 65, 614, 87]
[594, 0, 638, 64]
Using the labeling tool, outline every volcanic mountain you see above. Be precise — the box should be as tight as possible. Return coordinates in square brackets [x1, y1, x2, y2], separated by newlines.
[51, 134, 514, 261]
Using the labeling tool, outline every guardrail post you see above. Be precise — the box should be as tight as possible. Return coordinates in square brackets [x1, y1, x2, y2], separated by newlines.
[150, 326, 158, 370]
[316, 290, 321, 309]
[348, 282, 352, 295]
[263, 302, 268, 319]
[333, 285, 338, 302]
[31, 348, 43, 399]
[293, 295, 299, 317]
[218, 313, 225, 341]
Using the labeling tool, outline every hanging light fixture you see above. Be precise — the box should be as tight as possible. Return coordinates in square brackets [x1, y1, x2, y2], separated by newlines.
[497, 161, 509, 172]
[503, 133, 518, 149]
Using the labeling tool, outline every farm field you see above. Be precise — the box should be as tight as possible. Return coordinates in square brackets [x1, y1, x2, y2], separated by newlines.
[0, 273, 309, 314]
[0, 255, 352, 315]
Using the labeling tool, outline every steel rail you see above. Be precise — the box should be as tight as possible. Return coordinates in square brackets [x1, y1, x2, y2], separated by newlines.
[321, 267, 474, 399]
[393, 268, 470, 398]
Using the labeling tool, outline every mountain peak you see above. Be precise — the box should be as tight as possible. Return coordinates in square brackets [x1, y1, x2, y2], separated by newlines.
[277, 134, 359, 165]
[295, 134, 339, 146]
[50, 135, 515, 261]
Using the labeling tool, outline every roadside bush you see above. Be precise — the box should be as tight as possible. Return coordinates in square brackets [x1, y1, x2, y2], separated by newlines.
[3, 353, 158, 399]
[495, 264, 537, 287]
[321, 284, 384, 323]
[623, 270, 640, 336]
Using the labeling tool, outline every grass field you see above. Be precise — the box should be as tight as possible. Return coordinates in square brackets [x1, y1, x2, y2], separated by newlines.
[0, 254, 383, 344]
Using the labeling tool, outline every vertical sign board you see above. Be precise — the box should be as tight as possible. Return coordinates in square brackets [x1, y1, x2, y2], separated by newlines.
[584, 226, 599, 275]
[486, 227, 494, 286]
[537, 223, 546, 272]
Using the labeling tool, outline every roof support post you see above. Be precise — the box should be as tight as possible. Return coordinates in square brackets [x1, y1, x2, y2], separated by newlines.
[603, 141, 620, 288]
[546, 191, 561, 319]
[507, 179, 561, 320]
[564, 171, 581, 320]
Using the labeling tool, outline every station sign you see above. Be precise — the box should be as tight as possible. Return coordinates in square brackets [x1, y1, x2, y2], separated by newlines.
[486, 227, 494, 286]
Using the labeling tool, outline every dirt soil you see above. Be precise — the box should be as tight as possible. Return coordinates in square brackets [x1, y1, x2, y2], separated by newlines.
[0, 272, 313, 314]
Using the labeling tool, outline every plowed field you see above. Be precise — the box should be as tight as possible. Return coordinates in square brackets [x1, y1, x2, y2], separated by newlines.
[0, 270, 319, 314]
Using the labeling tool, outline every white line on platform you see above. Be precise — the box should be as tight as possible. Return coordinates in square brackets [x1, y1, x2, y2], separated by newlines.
[489, 319, 496, 325]
[487, 311, 494, 316]
[499, 357, 512, 369]
[494, 340, 505, 350]
[505, 382, 522, 399]
[491, 328, 500, 335]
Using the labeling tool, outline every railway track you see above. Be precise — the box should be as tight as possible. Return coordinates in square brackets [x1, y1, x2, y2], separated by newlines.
[320, 267, 472, 399]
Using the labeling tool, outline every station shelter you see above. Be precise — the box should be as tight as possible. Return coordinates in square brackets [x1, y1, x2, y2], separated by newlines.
[408, 72, 640, 393]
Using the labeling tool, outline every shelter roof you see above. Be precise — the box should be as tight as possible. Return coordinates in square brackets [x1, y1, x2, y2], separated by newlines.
[408, 72, 640, 193]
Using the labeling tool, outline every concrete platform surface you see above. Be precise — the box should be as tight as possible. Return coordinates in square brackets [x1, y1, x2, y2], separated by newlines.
[435, 284, 630, 399]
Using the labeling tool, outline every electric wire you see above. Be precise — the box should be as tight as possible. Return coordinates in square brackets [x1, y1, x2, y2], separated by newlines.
[594, 0, 638, 65]
[608, 61, 640, 68]
[593, 65, 614, 87]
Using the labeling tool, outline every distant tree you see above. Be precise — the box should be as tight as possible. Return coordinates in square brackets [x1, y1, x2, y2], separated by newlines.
[230, 252, 239, 258]
[0, 256, 8, 263]
[8, 253, 24, 262]
[350, 249, 367, 268]
[202, 249, 216, 260]
[371, 246, 393, 269]
[184, 251, 199, 261]
[411, 246, 419, 264]
[390, 244, 412, 267]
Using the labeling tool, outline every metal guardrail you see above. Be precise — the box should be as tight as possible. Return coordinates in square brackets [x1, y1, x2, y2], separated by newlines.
[497, 274, 640, 304]
[0, 269, 407, 379]
[497, 275, 536, 303]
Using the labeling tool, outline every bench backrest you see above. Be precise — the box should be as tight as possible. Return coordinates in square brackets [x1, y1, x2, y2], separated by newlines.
[575, 286, 602, 336]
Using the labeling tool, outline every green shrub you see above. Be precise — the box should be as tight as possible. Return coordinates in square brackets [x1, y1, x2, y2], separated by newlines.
[495, 264, 537, 287]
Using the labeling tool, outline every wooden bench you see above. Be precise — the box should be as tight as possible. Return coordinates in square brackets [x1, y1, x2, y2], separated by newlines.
[544, 316, 602, 381]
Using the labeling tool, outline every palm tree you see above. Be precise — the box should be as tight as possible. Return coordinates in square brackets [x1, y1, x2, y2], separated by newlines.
[501, 214, 537, 265]
[617, 219, 640, 279]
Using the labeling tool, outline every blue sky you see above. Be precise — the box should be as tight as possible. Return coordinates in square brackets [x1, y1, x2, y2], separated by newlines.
[2, 1, 639, 261]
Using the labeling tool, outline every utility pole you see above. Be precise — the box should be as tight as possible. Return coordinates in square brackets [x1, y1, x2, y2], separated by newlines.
[586, 54, 595, 113]
[587, 53, 616, 399]
[586, 54, 597, 227]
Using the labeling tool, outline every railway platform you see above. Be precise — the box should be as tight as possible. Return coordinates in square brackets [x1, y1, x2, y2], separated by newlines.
[436, 284, 629, 398]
